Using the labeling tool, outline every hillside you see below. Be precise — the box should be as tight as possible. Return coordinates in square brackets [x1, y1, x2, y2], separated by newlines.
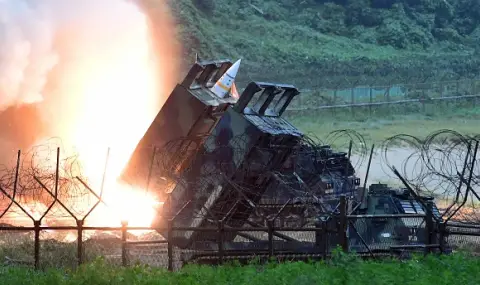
[144, 0, 480, 89]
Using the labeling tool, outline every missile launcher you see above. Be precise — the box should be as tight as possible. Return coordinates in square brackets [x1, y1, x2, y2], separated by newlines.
[121, 58, 448, 258]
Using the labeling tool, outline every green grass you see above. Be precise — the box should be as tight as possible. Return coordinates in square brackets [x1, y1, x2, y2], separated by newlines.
[1, 252, 479, 284]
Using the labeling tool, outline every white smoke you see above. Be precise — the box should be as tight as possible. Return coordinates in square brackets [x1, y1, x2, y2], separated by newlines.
[0, 0, 181, 149]
[0, 0, 58, 110]
[0, 0, 158, 111]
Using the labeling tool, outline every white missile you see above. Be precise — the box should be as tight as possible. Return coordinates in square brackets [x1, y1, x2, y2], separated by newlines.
[210, 59, 241, 99]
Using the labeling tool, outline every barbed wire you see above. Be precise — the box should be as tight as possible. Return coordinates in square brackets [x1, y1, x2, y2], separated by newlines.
[0, 138, 106, 223]
[283, 78, 479, 112]
[380, 129, 480, 222]
[149, 129, 368, 228]
[0, 128, 479, 227]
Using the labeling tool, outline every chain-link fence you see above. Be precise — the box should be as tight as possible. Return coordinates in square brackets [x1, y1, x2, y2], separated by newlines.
[285, 79, 480, 119]
[444, 222, 480, 253]
[1, 209, 480, 271]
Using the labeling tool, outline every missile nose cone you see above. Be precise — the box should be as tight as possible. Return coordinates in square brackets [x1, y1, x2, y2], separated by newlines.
[233, 58, 242, 66]
[228, 59, 241, 77]
[210, 58, 242, 99]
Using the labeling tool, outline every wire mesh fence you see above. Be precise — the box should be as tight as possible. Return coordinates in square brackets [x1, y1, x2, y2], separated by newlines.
[285, 78, 480, 118]
[0, 130, 480, 271]
[0, 201, 479, 271]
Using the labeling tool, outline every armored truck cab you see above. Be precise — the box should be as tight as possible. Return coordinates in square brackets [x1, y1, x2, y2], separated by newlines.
[349, 183, 443, 252]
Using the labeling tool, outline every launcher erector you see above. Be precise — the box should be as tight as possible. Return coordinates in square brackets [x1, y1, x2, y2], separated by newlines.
[121, 59, 239, 197]
[160, 81, 303, 248]
[120, 58, 446, 256]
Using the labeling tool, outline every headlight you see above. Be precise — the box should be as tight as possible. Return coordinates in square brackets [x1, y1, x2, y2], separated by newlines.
[381, 233, 391, 238]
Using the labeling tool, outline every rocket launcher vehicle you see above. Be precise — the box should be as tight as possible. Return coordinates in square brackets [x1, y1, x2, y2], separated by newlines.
[121, 57, 303, 248]
[121, 58, 447, 254]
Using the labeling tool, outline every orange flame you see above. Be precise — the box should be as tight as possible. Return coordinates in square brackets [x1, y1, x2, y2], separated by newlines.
[33, 1, 180, 229]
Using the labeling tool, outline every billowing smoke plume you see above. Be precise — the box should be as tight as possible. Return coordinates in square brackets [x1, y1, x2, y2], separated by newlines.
[0, 0, 180, 159]
[0, 1, 58, 109]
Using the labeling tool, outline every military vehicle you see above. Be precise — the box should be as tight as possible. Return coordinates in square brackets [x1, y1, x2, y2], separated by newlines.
[348, 183, 446, 254]
[121, 58, 448, 259]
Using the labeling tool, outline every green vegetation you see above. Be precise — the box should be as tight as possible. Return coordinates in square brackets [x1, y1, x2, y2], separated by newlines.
[1, 252, 479, 284]
[137, 0, 480, 137]
[286, 96, 480, 143]
[155, 0, 480, 88]
[294, 114, 479, 143]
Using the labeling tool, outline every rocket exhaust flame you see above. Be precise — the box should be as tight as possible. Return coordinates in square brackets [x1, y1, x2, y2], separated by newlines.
[0, 0, 180, 233]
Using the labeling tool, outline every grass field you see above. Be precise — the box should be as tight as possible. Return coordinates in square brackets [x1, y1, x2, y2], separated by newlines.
[0, 251, 478, 285]
[287, 103, 480, 145]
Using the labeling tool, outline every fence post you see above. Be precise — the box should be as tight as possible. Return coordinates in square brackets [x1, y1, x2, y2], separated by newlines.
[167, 220, 173, 271]
[350, 88, 355, 118]
[439, 222, 446, 253]
[471, 79, 476, 108]
[267, 220, 274, 258]
[404, 84, 409, 115]
[121, 221, 128, 266]
[339, 195, 348, 252]
[218, 220, 225, 264]
[323, 220, 328, 259]
[385, 86, 391, 115]
[34, 220, 40, 270]
[425, 203, 433, 255]
[77, 220, 84, 266]
[422, 87, 426, 113]
[333, 89, 337, 117]
[369, 87, 373, 116]
[314, 219, 326, 257]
